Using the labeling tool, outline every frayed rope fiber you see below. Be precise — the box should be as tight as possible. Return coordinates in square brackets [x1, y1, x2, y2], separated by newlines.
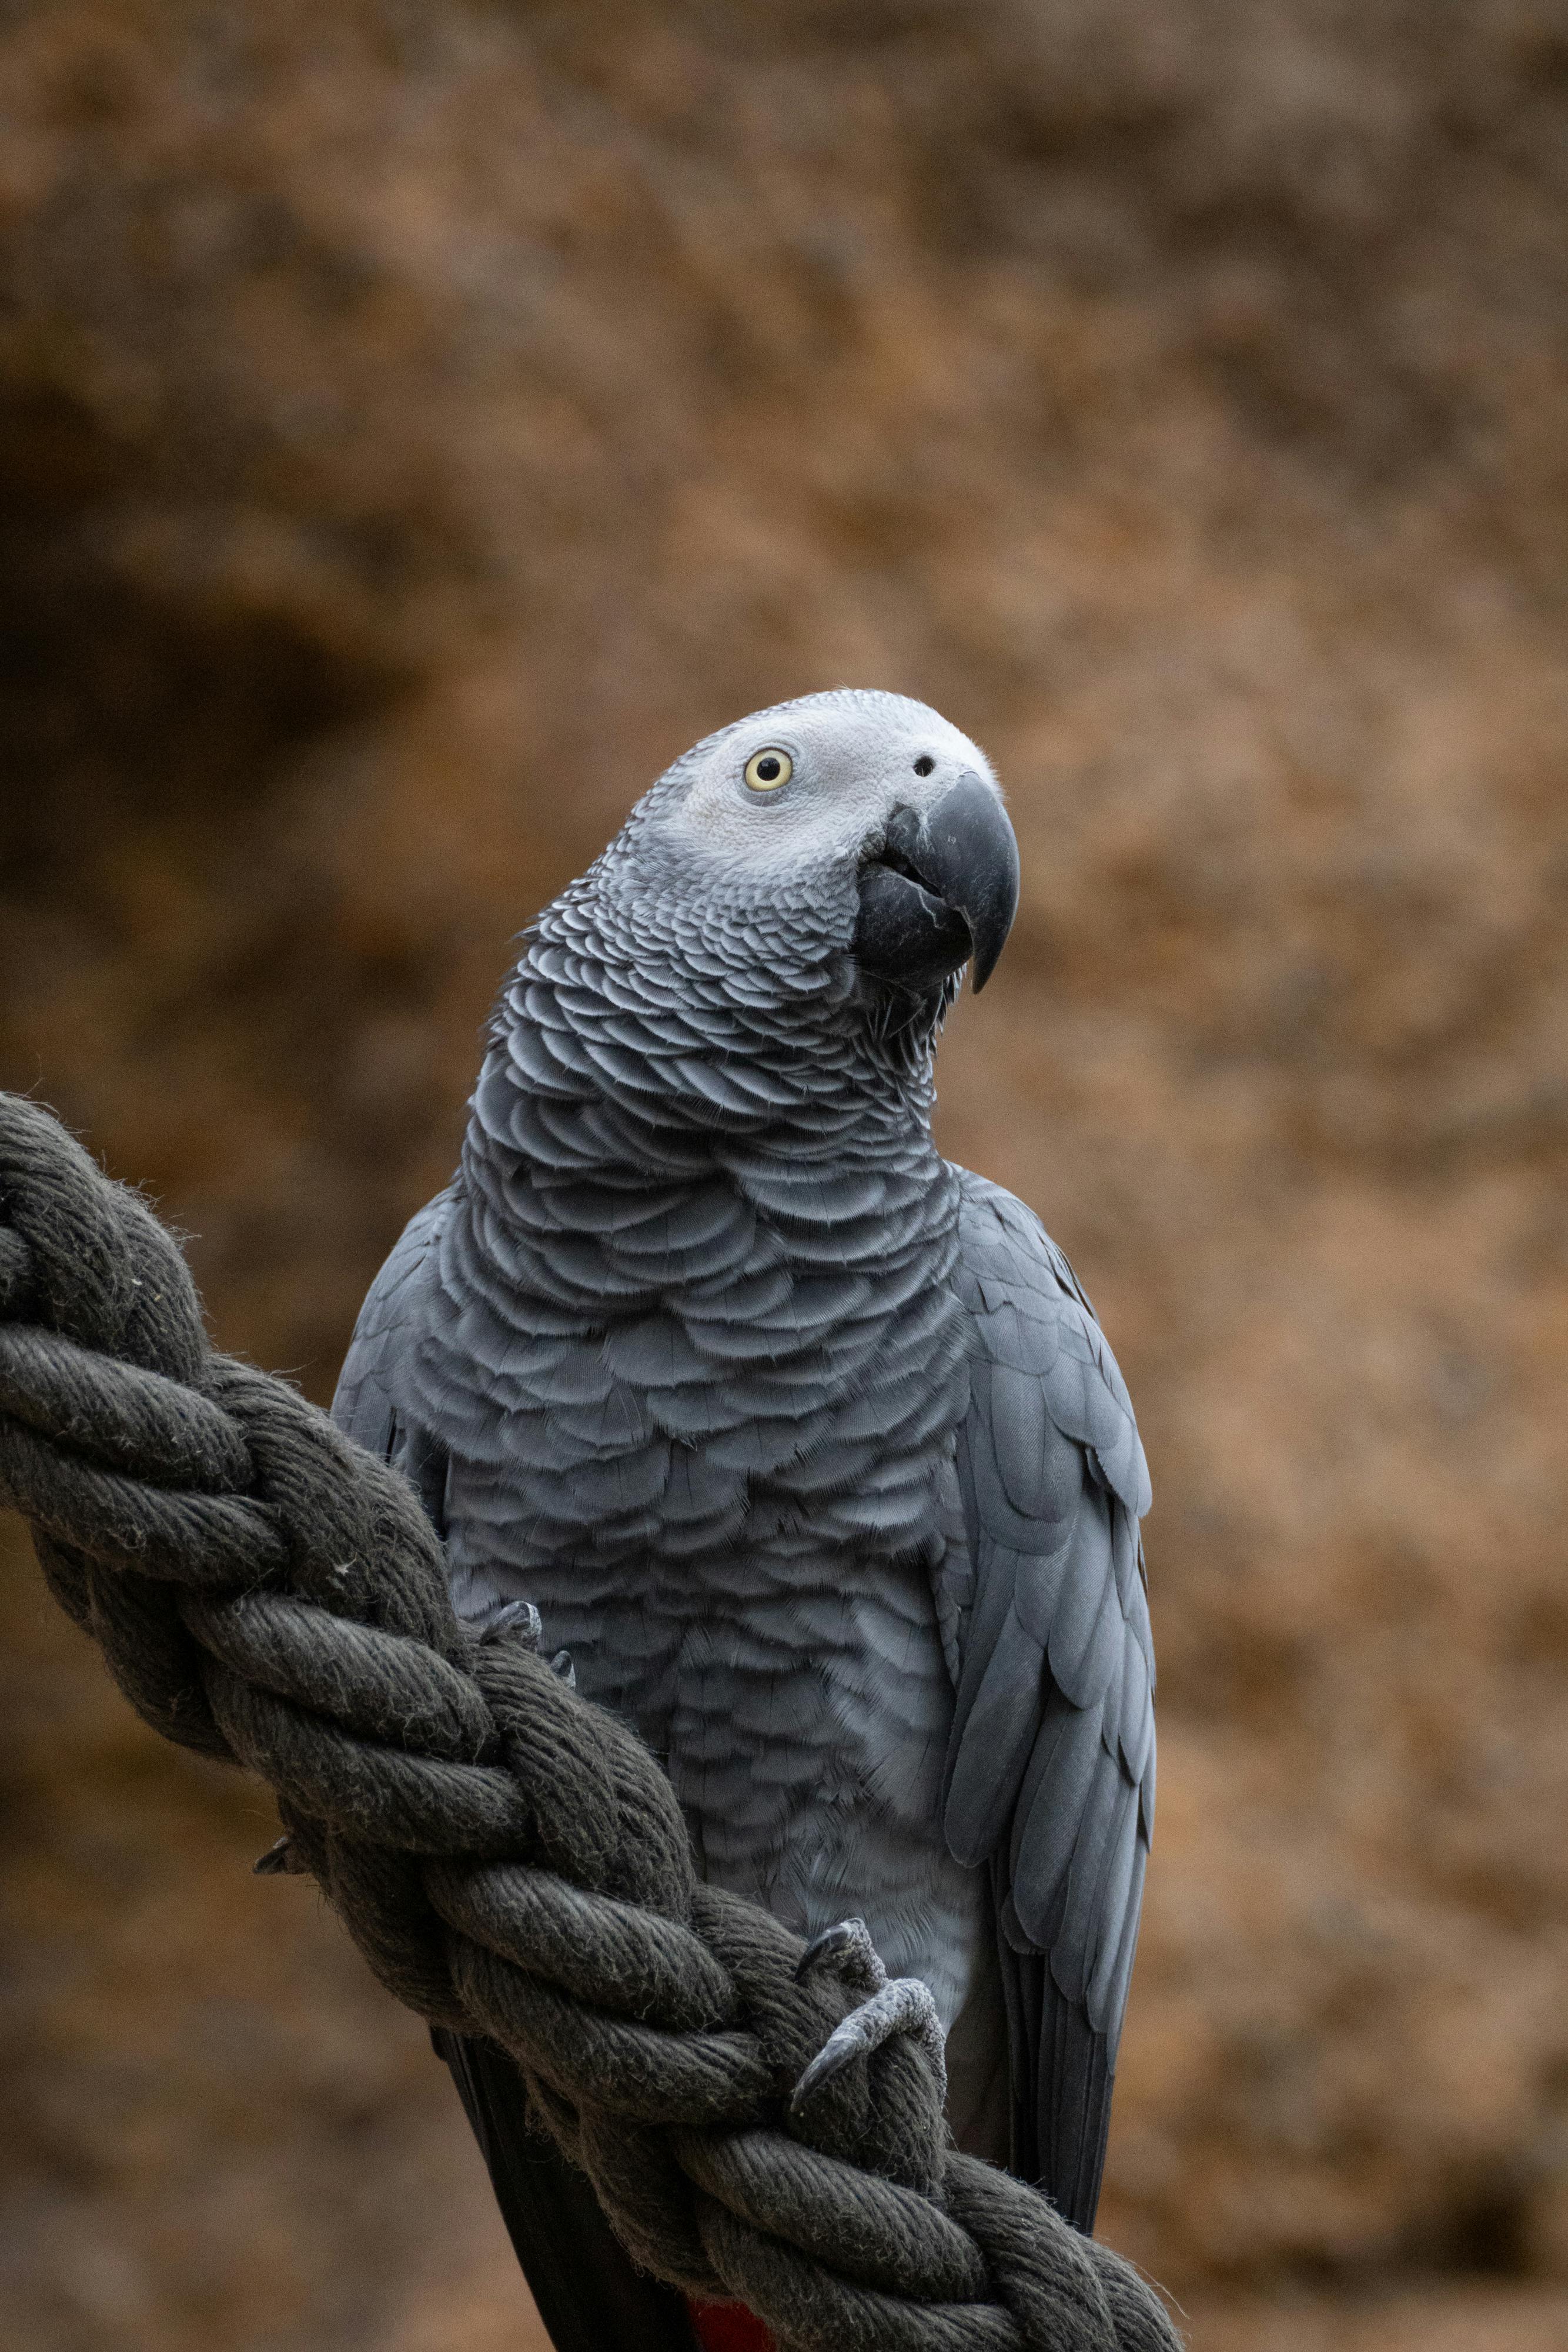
[0, 1093, 1179, 2352]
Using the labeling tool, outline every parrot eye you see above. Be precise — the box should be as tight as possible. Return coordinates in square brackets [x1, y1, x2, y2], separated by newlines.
[913, 755, 935, 776]
[744, 747, 794, 792]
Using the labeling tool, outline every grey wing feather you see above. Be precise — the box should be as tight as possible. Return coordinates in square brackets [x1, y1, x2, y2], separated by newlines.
[944, 1171, 1154, 2231]
[332, 1188, 453, 1526]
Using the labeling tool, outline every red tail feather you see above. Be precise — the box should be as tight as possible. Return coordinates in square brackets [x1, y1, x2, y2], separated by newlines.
[686, 2297, 775, 2352]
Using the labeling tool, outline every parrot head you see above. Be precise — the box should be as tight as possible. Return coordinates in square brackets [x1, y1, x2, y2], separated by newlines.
[627, 690, 1020, 1006]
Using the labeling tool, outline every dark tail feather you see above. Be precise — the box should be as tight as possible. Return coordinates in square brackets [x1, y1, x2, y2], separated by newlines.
[995, 1930, 1112, 2234]
[433, 2029, 698, 2352]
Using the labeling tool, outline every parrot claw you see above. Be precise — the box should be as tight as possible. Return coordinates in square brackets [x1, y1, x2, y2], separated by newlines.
[790, 1917, 946, 2115]
[795, 1916, 884, 1995]
[790, 1978, 947, 2114]
[483, 1601, 543, 1650]
[550, 1647, 577, 1689]
[253, 1833, 303, 1876]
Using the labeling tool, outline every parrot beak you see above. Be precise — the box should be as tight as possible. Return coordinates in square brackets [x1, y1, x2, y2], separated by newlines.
[855, 770, 1021, 995]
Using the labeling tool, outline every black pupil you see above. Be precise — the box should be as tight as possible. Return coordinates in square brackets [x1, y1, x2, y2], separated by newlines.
[756, 756, 780, 780]
[913, 754, 935, 776]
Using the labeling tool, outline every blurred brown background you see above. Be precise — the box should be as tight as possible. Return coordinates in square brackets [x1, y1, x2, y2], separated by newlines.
[3, 3, 1567, 2347]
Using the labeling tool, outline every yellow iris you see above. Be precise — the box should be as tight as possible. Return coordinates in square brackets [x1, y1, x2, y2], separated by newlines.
[744, 747, 793, 791]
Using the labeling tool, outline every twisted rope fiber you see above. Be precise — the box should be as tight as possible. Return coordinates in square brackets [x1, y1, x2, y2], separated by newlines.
[0, 1094, 1178, 2352]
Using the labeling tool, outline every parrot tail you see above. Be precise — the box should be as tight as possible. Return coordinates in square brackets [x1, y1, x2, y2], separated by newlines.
[688, 2300, 776, 2351]
[433, 2029, 703, 2351]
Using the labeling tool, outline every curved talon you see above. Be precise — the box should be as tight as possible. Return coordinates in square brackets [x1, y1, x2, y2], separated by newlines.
[483, 1599, 542, 1649]
[795, 1916, 884, 1993]
[549, 1647, 576, 1689]
[790, 1975, 947, 2115]
[252, 1833, 303, 1876]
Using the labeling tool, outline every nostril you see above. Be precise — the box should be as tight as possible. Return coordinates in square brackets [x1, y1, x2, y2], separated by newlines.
[912, 754, 935, 777]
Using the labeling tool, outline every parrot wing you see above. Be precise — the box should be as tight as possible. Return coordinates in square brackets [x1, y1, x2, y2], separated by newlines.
[943, 1170, 1155, 2231]
[330, 1188, 452, 1519]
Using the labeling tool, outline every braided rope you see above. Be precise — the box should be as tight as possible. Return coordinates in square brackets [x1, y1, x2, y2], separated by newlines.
[0, 1093, 1178, 2351]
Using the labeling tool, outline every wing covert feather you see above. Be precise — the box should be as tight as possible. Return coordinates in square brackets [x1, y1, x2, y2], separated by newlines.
[944, 1172, 1155, 2232]
[332, 1191, 452, 1518]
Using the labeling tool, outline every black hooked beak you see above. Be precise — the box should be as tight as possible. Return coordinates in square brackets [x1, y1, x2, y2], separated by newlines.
[854, 769, 1021, 995]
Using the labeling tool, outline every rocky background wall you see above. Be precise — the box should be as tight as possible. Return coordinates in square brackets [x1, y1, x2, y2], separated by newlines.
[3, 4, 1567, 2347]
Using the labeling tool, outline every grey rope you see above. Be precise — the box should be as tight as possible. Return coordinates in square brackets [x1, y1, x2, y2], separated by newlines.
[0, 1093, 1179, 2352]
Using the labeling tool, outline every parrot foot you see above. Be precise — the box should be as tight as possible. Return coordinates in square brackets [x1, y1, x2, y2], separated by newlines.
[481, 1600, 543, 1649]
[252, 1833, 305, 1876]
[795, 1916, 885, 1994]
[476, 1603, 573, 1686]
[789, 1918, 946, 2116]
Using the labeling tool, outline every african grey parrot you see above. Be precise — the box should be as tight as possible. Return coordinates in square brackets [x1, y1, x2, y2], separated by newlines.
[332, 690, 1155, 2351]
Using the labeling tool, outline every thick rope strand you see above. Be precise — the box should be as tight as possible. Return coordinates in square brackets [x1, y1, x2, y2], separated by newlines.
[0, 1093, 1179, 2352]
